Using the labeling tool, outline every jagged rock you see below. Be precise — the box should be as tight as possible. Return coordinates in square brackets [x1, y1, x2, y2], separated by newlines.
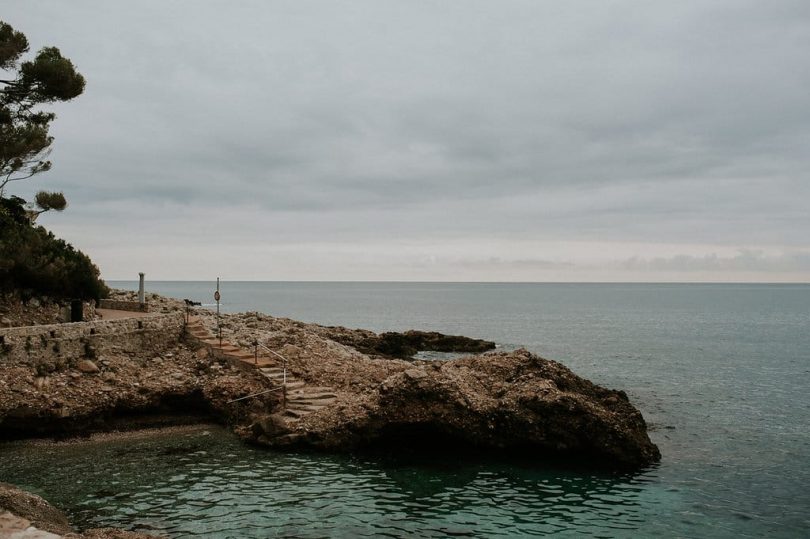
[0, 483, 155, 538]
[1, 289, 660, 472]
[76, 360, 99, 374]
[251, 414, 290, 437]
[0, 482, 72, 535]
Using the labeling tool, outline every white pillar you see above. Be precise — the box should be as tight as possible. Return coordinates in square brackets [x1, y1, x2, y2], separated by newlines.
[138, 272, 145, 305]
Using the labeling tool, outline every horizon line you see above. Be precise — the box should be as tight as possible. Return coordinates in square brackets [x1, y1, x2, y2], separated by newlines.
[104, 279, 810, 285]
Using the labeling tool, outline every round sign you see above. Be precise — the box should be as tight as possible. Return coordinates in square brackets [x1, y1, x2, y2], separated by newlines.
[214, 291, 221, 301]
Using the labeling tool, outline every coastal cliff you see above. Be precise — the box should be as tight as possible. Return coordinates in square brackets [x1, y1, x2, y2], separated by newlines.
[0, 292, 660, 470]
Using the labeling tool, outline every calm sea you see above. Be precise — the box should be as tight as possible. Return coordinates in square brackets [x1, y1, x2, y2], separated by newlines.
[2, 282, 808, 538]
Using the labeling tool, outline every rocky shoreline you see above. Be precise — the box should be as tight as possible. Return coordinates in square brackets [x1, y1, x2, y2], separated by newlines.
[0, 289, 660, 535]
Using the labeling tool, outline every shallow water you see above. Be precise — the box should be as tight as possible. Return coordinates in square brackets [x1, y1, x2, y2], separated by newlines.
[2, 282, 809, 537]
[0, 427, 666, 538]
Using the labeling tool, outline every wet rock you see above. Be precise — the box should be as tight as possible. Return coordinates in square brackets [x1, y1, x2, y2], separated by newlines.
[252, 414, 290, 437]
[0, 483, 71, 535]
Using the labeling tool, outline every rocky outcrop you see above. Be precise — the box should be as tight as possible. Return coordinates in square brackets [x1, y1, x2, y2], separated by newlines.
[204, 311, 660, 469]
[0, 483, 154, 538]
[0, 298, 660, 471]
[244, 347, 660, 469]
[0, 337, 273, 439]
[316, 327, 496, 359]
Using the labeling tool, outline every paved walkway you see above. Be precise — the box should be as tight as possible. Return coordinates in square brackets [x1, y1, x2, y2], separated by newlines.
[95, 308, 153, 320]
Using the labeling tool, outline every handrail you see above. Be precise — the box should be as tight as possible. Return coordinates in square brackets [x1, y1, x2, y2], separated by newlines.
[255, 342, 288, 384]
[226, 386, 284, 404]
[186, 316, 292, 408]
[254, 340, 289, 408]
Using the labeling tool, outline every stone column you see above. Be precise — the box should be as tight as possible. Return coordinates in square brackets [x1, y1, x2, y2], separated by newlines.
[138, 272, 145, 305]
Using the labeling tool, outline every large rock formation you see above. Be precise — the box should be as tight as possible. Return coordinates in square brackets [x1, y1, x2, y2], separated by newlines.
[0, 298, 660, 471]
[207, 311, 661, 469]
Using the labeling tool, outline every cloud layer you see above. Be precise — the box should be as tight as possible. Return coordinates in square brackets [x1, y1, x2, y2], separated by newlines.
[4, 1, 809, 281]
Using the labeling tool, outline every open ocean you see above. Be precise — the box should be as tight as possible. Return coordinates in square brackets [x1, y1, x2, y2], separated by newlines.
[2, 282, 808, 538]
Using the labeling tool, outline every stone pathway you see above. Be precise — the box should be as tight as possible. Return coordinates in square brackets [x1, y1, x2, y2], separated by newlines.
[185, 317, 337, 423]
[95, 307, 152, 320]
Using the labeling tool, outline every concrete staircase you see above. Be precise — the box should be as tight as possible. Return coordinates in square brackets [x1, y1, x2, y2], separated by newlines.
[186, 316, 337, 423]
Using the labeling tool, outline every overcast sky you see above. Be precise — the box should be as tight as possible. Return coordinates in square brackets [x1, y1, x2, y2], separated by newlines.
[4, 1, 809, 281]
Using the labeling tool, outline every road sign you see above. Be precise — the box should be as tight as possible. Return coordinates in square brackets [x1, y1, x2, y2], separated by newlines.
[214, 290, 220, 301]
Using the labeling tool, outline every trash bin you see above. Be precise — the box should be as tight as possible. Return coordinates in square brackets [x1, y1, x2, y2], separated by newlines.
[71, 299, 83, 322]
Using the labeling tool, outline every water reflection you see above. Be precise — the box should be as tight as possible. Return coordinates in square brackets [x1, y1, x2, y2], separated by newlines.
[0, 426, 664, 538]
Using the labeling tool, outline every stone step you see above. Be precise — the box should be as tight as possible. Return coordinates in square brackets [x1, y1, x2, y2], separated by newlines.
[227, 351, 256, 360]
[287, 403, 333, 411]
[287, 394, 336, 404]
[286, 405, 328, 414]
[290, 386, 334, 394]
[287, 391, 336, 399]
[261, 372, 293, 380]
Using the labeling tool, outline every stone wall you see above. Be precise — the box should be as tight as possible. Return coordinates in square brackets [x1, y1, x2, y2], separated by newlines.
[0, 313, 184, 369]
[98, 299, 148, 312]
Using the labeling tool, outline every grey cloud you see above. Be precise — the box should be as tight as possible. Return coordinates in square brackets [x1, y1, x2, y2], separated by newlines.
[4, 1, 809, 280]
[621, 250, 810, 273]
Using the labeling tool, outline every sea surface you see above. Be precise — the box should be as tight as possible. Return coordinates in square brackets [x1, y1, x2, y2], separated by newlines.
[2, 282, 809, 538]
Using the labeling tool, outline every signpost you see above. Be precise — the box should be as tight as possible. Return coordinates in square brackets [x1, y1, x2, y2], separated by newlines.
[215, 277, 221, 346]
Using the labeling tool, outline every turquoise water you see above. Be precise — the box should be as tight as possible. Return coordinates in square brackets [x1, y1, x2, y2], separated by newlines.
[2, 282, 809, 537]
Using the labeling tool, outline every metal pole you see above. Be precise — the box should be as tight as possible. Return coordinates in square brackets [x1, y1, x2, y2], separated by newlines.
[216, 277, 221, 347]
[283, 359, 287, 408]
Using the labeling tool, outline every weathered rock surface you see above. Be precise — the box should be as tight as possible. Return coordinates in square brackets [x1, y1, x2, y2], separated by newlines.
[200, 311, 661, 469]
[1, 294, 659, 471]
[316, 327, 496, 359]
[0, 337, 272, 439]
[76, 360, 99, 374]
[0, 483, 154, 538]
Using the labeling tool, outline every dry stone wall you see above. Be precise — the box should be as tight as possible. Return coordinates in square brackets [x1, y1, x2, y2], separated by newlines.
[0, 313, 184, 371]
[98, 299, 148, 312]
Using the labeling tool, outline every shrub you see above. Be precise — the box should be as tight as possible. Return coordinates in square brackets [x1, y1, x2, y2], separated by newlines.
[0, 196, 108, 301]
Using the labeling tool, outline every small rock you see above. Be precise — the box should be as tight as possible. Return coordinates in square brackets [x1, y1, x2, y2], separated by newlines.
[77, 360, 100, 374]
[404, 368, 427, 380]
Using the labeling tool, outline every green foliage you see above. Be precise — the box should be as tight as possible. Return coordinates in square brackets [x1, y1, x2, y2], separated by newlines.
[34, 190, 66, 212]
[0, 22, 103, 301]
[0, 20, 84, 196]
[0, 196, 108, 301]
[0, 21, 28, 70]
[28, 189, 67, 220]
